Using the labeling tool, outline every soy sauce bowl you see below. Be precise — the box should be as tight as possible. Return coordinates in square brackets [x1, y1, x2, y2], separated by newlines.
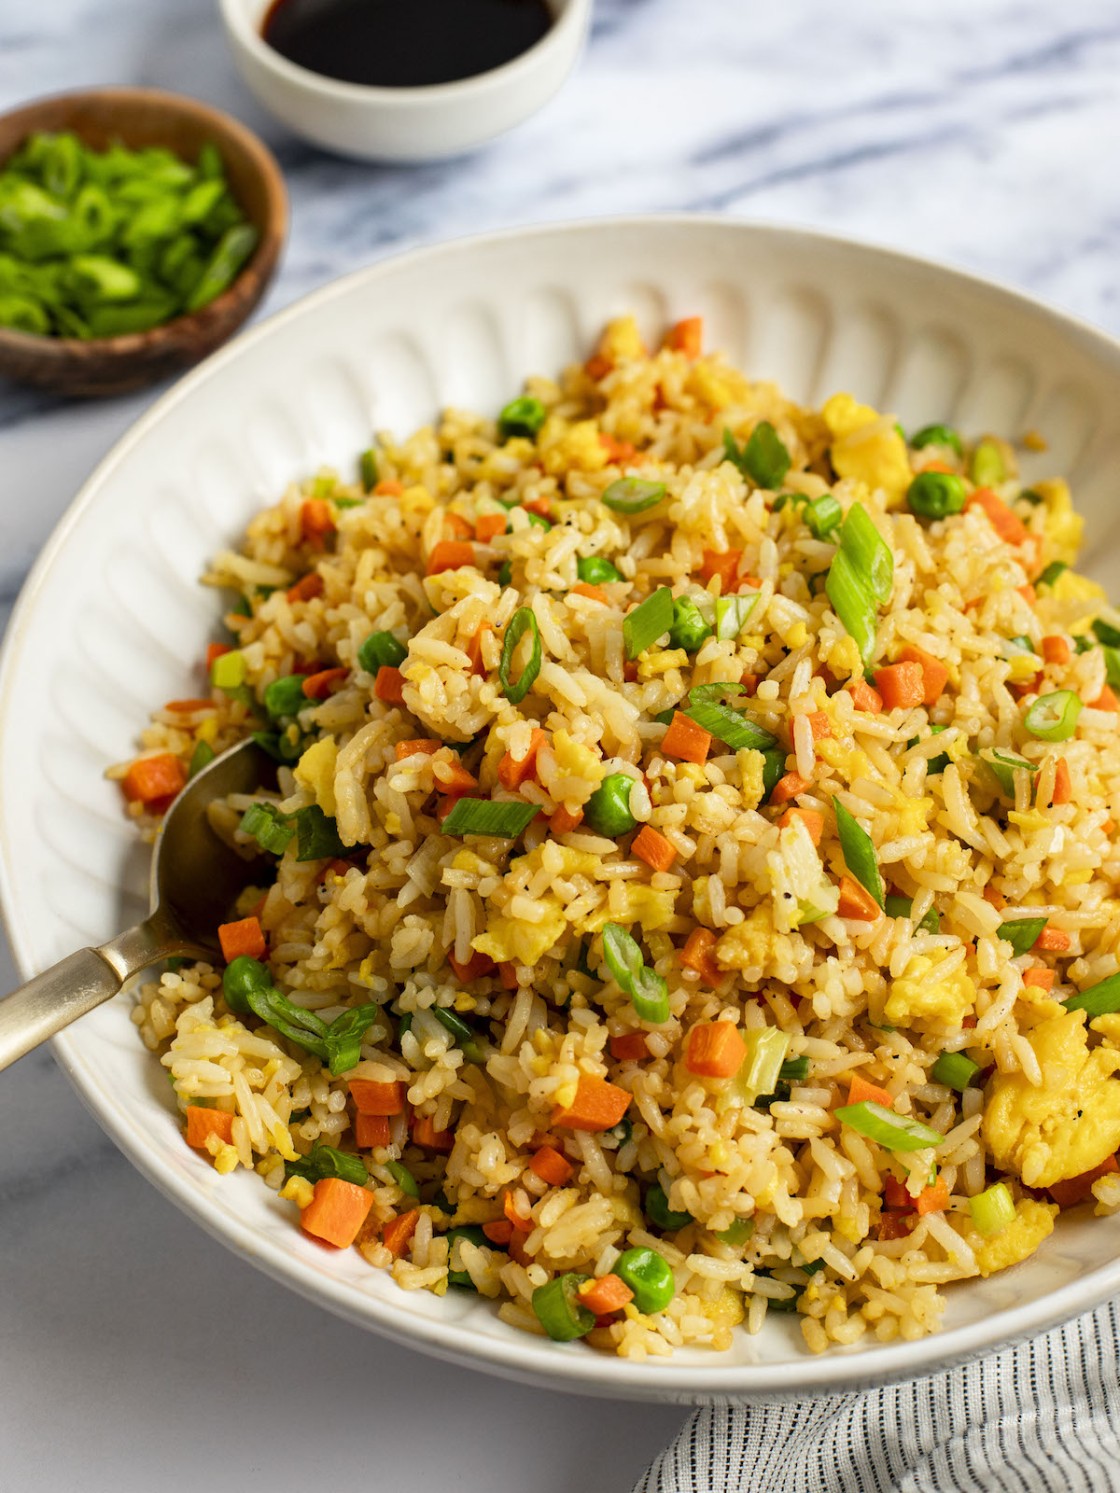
[0, 88, 287, 398]
[217, 0, 592, 163]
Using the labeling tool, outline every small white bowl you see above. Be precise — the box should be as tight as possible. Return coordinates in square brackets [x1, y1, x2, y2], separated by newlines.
[217, 0, 592, 162]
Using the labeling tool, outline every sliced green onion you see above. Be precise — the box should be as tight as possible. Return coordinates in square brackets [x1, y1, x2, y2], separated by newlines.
[825, 504, 893, 666]
[969, 438, 1008, 487]
[386, 1159, 419, 1197]
[723, 422, 790, 490]
[584, 775, 638, 837]
[910, 423, 963, 455]
[760, 747, 786, 803]
[1094, 618, 1120, 647]
[602, 477, 666, 514]
[187, 739, 215, 779]
[250, 728, 304, 765]
[804, 494, 842, 539]
[293, 805, 346, 862]
[210, 649, 246, 691]
[667, 596, 712, 653]
[833, 797, 885, 907]
[433, 1007, 485, 1063]
[264, 673, 309, 721]
[645, 1183, 693, 1231]
[1101, 646, 1120, 691]
[359, 448, 378, 491]
[631, 967, 670, 1024]
[497, 560, 512, 588]
[601, 922, 669, 1023]
[884, 894, 939, 933]
[222, 955, 268, 1017]
[983, 750, 1038, 798]
[446, 1225, 491, 1287]
[1023, 690, 1082, 742]
[357, 630, 407, 674]
[499, 607, 542, 703]
[240, 801, 295, 855]
[322, 1003, 377, 1075]
[184, 223, 258, 313]
[714, 592, 759, 640]
[715, 1218, 754, 1247]
[441, 797, 539, 838]
[623, 587, 673, 660]
[1064, 973, 1120, 1018]
[498, 395, 546, 440]
[835, 1101, 943, 1152]
[996, 917, 1047, 955]
[531, 1274, 595, 1341]
[843, 503, 894, 604]
[1037, 561, 1068, 589]
[683, 683, 777, 751]
[733, 1028, 791, 1106]
[779, 1056, 810, 1084]
[931, 1051, 980, 1091]
[577, 555, 623, 585]
[244, 982, 328, 1062]
[906, 471, 967, 521]
[284, 1144, 367, 1188]
[969, 1181, 1016, 1237]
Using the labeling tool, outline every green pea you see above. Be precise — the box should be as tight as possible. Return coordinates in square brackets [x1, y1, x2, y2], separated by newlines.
[906, 471, 967, 521]
[667, 596, 712, 654]
[645, 1183, 693, 1232]
[577, 556, 624, 586]
[910, 423, 963, 456]
[357, 630, 407, 674]
[498, 396, 547, 440]
[222, 955, 270, 1016]
[969, 437, 1008, 487]
[263, 673, 309, 720]
[614, 1246, 675, 1314]
[583, 772, 638, 837]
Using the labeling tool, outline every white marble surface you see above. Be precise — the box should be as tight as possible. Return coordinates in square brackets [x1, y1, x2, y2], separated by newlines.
[2, 2, 1119, 1488]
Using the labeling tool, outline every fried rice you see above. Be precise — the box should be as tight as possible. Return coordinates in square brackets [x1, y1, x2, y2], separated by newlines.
[116, 313, 1120, 1358]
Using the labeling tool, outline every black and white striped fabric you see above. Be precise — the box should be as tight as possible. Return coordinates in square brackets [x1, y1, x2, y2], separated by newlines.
[635, 1302, 1120, 1492]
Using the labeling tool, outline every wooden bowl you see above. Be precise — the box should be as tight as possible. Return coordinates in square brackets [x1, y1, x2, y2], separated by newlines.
[0, 88, 287, 398]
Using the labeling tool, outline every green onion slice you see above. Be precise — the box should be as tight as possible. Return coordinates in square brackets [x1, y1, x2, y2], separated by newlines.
[683, 681, 777, 751]
[433, 1007, 485, 1063]
[969, 1181, 1016, 1237]
[1064, 973, 1120, 1018]
[240, 801, 295, 855]
[931, 1051, 980, 1091]
[884, 894, 939, 934]
[723, 422, 791, 490]
[623, 587, 673, 660]
[602, 477, 666, 514]
[969, 438, 1008, 487]
[715, 1218, 754, 1247]
[983, 750, 1039, 797]
[714, 592, 759, 640]
[441, 797, 539, 838]
[804, 494, 842, 539]
[833, 797, 885, 908]
[835, 1101, 943, 1152]
[667, 595, 713, 653]
[601, 922, 670, 1024]
[531, 1274, 595, 1341]
[825, 505, 893, 666]
[779, 1056, 810, 1084]
[187, 739, 215, 779]
[1093, 618, 1120, 647]
[499, 607, 542, 703]
[733, 1028, 791, 1106]
[359, 448, 378, 491]
[322, 1003, 378, 1076]
[996, 917, 1047, 956]
[498, 395, 546, 440]
[386, 1159, 420, 1197]
[644, 1183, 693, 1231]
[844, 503, 893, 604]
[284, 1144, 367, 1188]
[1023, 690, 1082, 742]
[1037, 561, 1068, 589]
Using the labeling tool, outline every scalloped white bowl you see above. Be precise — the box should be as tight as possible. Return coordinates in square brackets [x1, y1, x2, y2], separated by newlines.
[3, 218, 1120, 1403]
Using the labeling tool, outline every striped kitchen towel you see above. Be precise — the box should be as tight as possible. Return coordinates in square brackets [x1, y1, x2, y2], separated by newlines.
[635, 1301, 1120, 1491]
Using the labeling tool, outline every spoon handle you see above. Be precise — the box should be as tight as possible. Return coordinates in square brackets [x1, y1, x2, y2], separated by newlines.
[0, 917, 192, 1072]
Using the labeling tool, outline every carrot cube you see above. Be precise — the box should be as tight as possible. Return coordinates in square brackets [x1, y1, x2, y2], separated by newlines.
[395, 738, 442, 761]
[374, 666, 406, 704]
[286, 572, 324, 603]
[837, 875, 881, 921]
[897, 645, 949, 706]
[967, 488, 1027, 546]
[663, 317, 703, 360]
[354, 1112, 391, 1149]
[302, 666, 349, 700]
[381, 1207, 420, 1258]
[848, 1074, 894, 1109]
[679, 927, 723, 986]
[348, 1079, 405, 1116]
[631, 823, 678, 872]
[475, 512, 507, 542]
[1023, 968, 1055, 991]
[1090, 686, 1120, 712]
[498, 727, 548, 790]
[609, 1032, 650, 1062]
[122, 752, 187, 807]
[300, 498, 335, 547]
[467, 620, 494, 675]
[848, 680, 883, 714]
[805, 711, 832, 741]
[549, 804, 584, 835]
[685, 1022, 747, 1078]
[442, 512, 474, 541]
[770, 772, 807, 805]
[915, 1176, 950, 1216]
[301, 1177, 373, 1249]
[698, 548, 742, 591]
[571, 582, 610, 605]
[374, 479, 404, 497]
[660, 711, 711, 764]
[1048, 1154, 1119, 1209]
[482, 1218, 514, 1245]
[578, 1273, 635, 1315]
[599, 432, 637, 464]
[1035, 925, 1070, 952]
[1052, 757, 1072, 805]
[551, 1075, 631, 1132]
[529, 1145, 574, 1187]
[185, 1105, 235, 1149]
[448, 950, 497, 982]
[205, 641, 230, 670]
[412, 1114, 454, 1152]
[217, 915, 266, 963]
[1041, 635, 1071, 667]
[778, 808, 824, 846]
[874, 662, 925, 711]
[426, 540, 475, 576]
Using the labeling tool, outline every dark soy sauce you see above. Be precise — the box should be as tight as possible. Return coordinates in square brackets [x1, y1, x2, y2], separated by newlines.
[261, 0, 554, 89]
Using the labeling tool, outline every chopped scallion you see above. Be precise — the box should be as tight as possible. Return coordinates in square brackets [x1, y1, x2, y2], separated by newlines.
[835, 1101, 943, 1152]
[714, 592, 759, 640]
[723, 422, 790, 489]
[996, 917, 1047, 956]
[601, 477, 666, 514]
[833, 797, 885, 907]
[1023, 690, 1082, 742]
[440, 797, 540, 838]
[499, 607, 542, 703]
[969, 1181, 1016, 1237]
[623, 587, 673, 660]
[1064, 973, 1120, 1018]
[931, 1051, 980, 1091]
[497, 395, 546, 440]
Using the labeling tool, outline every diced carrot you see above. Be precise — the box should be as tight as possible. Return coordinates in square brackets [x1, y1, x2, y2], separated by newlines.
[300, 498, 335, 548]
[739, 671, 759, 696]
[551, 1074, 632, 1132]
[882, 1176, 913, 1211]
[698, 548, 742, 591]
[837, 875, 881, 921]
[623, 662, 639, 683]
[770, 771, 807, 805]
[316, 858, 352, 886]
[1017, 583, 1037, 607]
[848, 680, 883, 714]
[475, 512, 507, 542]
[499, 962, 519, 990]
[302, 1177, 373, 1249]
[1041, 635, 1072, 667]
[805, 711, 832, 741]
[660, 711, 711, 764]
[467, 620, 494, 675]
[443, 511, 474, 541]
[302, 666, 349, 699]
[609, 1032, 650, 1062]
[427, 540, 475, 576]
[435, 793, 470, 821]
[412, 1114, 454, 1152]
[599, 432, 638, 465]
[915, 1176, 950, 1216]
[679, 927, 724, 986]
[286, 572, 324, 603]
[1009, 673, 1042, 701]
[549, 804, 584, 835]
[374, 666, 405, 704]
[381, 1207, 420, 1258]
[982, 884, 1007, 911]
[1023, 968, 1055, 991]
[482, 1218, 514, 1245]
[916, 457, 956, 474]
[778, 808, 824, 846]
[395, 738, 441, 761]
[122, 753, 187, 806]
[1049, 1154, 1120, 1208]
[874, 661, 925, 710]
[663, 316, 703, 360]
[967, 488, 1028, 546]
[685, 1022, 747, 1079]
[897, 645, 950, 706]
[962, 1015, 977, 1029]
[448, 950, 497, 982]
[578, 1274, 635, 1317]
[374, 479, 404, 496]
[849, 1074, 894, 1109]
[432, 757, 479, 794]
[530, 1145, 574, 1187]
[1090, 685, 1120, 712]
[206, 641, 231, 670]
[1035, 925, 1070, 952]
[1052, 757, 1072, 805]
[878, 1212, 915, 1241]
[165, 697, 216, 713]
[354, 1113, 391, 1148]
[503, 1191, 533, 1231]
[349, 1080, 405, 1116]
[631, 823, 678, 872]
[498, 728, 548, 790]
[217, 915, 266, 963]
[1105, 818, 1117, 834]
[585, 352, 613, 381]
[571, 582, 610, 605]
[185, 1105, 235, 1149]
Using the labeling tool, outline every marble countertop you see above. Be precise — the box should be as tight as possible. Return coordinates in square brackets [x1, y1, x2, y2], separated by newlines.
[2, 2, 1119, 1488]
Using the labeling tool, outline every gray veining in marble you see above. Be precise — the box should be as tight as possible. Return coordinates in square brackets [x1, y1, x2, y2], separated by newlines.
[1, 1, 1119, 1488]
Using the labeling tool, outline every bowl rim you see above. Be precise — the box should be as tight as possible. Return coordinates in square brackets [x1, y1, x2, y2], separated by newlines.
[5, 213, 1120, 1398]
[0, 84, 287, 359]
[217, 0, 592, 108]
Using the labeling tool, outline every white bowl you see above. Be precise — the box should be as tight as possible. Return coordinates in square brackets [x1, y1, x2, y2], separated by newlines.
[217, 0, 592, 162]
[4, 218, 1120, 1402]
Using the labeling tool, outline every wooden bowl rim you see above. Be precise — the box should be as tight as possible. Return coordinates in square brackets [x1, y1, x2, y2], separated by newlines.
[0, 85, 288, 364]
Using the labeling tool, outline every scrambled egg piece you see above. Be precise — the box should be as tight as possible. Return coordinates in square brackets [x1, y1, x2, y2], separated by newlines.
[983, 1009, 1120, 1187]
[1051, 569, 1105, 605]
[537, 416, 609, 476]
[822, 392, 911, 503]
[599, 315, 646, 365]
[698, 1286, 746, 1329]
[716, 905, 775, 972]
[1033, 478, 1083, 561]
[552, 730, 602, 786]
[973, 1199, 1057, 1277]
[473, 907, 566, 966]
[293, 737, 338, 817]
[884, 950, 975, 1030]
[585, 883, 676, 932]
